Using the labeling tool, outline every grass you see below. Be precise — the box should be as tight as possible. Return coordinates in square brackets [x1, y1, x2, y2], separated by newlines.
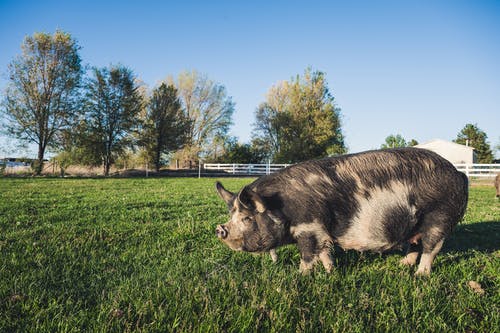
[0, 177, 498, 332]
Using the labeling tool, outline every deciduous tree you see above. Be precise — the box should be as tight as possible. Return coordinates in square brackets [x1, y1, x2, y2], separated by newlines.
[83, 65, 143, 176]
[253, 68, 345, 163]
[381, 134, 418, 149]
[381, 134, 407, 149]
[1, 31, 82, 174]
[207, 136, 265, 164]
[168, 70, 234, 165]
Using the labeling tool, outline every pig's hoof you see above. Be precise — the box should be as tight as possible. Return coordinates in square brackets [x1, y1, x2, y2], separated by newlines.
[299, 260, 314, 275]
[414, 269, 431, 277]
[269, 249, 278, 263]
[319, 250, 333, 273]
[400, 252, 419, 266]
[400, 257, 417, 266]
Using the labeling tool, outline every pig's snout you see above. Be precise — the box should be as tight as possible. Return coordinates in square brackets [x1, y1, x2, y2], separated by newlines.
[216, 225, 228, 239]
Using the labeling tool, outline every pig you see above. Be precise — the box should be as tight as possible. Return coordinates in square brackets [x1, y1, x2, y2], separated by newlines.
[495, 173, 500, 199]
[215, 148, 469, 276]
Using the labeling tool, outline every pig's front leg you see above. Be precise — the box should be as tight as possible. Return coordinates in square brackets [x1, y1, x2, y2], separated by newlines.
[269, 249, 278, 263]
[296, 233, 333, 274]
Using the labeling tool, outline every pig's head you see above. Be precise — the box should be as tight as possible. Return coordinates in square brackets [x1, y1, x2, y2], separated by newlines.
[215, 181, 285, 253]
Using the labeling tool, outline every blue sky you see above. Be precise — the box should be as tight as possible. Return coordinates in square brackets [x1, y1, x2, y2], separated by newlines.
[1, 0, 499, 158]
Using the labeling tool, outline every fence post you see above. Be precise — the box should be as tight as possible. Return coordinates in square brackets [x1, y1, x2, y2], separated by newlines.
[232, 163, 236, 174]
[198, 160, 202, 178]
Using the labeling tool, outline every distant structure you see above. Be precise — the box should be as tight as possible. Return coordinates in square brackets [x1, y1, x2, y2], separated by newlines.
[415, 139, 477, 164]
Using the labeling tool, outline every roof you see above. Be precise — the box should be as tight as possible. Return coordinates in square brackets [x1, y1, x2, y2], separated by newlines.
[415, 139, 475, 151]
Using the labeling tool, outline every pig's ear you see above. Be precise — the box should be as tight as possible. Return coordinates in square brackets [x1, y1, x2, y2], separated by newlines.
[215, 181, 234, 205]
[237, 186, 266, 213]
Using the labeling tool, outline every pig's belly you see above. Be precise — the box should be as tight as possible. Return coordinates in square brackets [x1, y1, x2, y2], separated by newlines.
[336, 233, 396, 253]
[334, 183, 417, 252]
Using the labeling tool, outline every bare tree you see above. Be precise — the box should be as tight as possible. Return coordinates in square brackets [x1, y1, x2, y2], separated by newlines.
[1, 31, 82, 174]
[168, 70, 234, 164]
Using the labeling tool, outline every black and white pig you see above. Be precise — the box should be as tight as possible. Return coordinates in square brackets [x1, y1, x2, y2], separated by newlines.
[215, 148, 468, 276]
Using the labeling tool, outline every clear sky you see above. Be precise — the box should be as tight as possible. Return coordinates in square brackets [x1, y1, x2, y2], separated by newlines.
[1, 0, 499, 158]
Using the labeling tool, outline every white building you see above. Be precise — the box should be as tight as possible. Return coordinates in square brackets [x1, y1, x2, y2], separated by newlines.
[415, 139, 476, 164]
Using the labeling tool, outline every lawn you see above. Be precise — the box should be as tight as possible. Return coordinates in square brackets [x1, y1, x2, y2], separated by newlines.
[0, 177, 498, 332]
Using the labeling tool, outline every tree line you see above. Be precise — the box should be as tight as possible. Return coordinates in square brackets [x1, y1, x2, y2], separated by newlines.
[1, 31, 496, 176]
[1, 31, 346, 175]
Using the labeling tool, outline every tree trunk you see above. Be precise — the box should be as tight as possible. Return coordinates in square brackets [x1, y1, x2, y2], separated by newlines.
[104, 161, 110, 176]
[104, 141, 112, 176]
[103, 153, 111, 176]
[35, 143, 45, 176]
[155, 136, 161, 173]
[155, 149, 161, 173]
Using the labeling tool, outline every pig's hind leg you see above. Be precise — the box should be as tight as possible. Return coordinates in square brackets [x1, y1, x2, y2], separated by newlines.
[400, 243, 421, 266]
[414, 214, 450, 276]
[415, 239, 444, 276]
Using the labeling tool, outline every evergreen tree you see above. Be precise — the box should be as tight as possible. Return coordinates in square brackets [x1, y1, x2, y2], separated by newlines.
[83, 65, 143, 175]
[454, 124, 493, 163]
[142, 83, 191, 172]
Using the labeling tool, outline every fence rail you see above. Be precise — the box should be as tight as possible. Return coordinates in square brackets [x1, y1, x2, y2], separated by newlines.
[204, 162, 500, 178]
[203, 163, 290, 175]
[454, 164, 500, 178]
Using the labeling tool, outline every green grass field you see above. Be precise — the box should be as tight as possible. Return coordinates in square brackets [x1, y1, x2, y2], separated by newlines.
[0, 177, 498, 332]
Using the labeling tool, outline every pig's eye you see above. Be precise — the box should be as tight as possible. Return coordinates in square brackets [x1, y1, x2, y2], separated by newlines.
[242, 216, 252, 223]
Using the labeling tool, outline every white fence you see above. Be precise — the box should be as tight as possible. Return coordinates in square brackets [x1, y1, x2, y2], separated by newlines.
[454, 164, 500, 178]
[203, 163, 290, 175]
[204, 162, 499, 178]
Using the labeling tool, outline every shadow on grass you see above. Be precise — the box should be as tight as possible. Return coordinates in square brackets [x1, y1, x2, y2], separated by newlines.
[443, 220, 500, 253]
[324, 221, 500, 267]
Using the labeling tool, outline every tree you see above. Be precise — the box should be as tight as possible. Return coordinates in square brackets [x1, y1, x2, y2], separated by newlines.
[253, 103, 280, 160]
[83, 65, 143, 176]
[381, 134, 407, 149]
[1, 31, 82, 174]
[454, 123, 493, 163]
[381, 134, 418, 149]
[253, 68, 345, 163]
[168, 70, 234, 165]
[408, 139, 419, 147]
[208, 137, 265, 164]
[141, 83, 191, 172]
